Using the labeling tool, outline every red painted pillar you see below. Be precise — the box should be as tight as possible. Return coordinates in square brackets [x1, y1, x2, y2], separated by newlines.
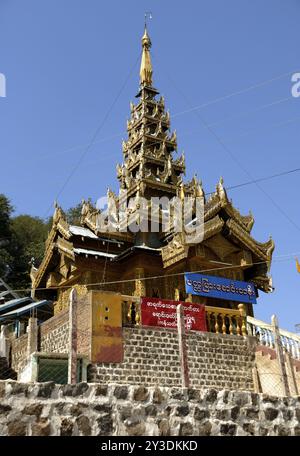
[177, 304, 190, 388]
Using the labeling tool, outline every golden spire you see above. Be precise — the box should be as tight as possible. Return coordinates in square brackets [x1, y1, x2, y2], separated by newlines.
[140, 26, 153, 86]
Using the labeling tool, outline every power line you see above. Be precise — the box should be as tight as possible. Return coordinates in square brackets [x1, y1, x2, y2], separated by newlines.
[222, 167, 300, 192]
[172, 69, 298, 118]
[206, 96, 291, 129]
[42, 53, 141, 218]
[154, 57, 300, 234]
[7, 250, 300, 294]
[36, 72, 296, 163]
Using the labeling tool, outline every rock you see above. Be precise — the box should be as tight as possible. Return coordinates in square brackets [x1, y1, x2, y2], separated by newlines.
[54, 402, 66, 413]
[94, 385, 108, 396]
[170, 388, 186, 400]
[23, 403, 43, 417]
[145, 405, 157, 417]
[251, 393, 258, 406]
[187, 389, 200, 401]
[295, 408, 300, 421]
[62, 383, 89, 397]
[262, 395, 279, 405]
[60, 418, 73, 436]
[245, 407, 259, 419]
[158, 419, 170, 436]
[133, 386, 149, 402]
[294, 426, 300, 436]
[194, 407, 209, 421]
[76, 415, 91, 436]
[37, 382, 55, 398]
[179, 422, 194, 436]
[176, 404, 189, 417]
[282, 408, 293, 421]
[221, 391, 230, 404]
[94, 403, 112, 414]
[0, 404, 12, 414]
[97, 414, 113, 436]
[119, 406, 132, 421]
[230, 406, 240, 421]
[70, 403, 88, 416]
[125, 416, 145, 436]
[113, 386, 128, 400]
[264, 407, 279, 421]
[259, 427, 269, 436]
[10, 382, 29, 397]
[7, 421, 27, 436]
[0, 382, 6, 398]
[31, 419, 51, 436]
[276, 425, 290, 436]
[197, 421, 212, 436]
[243, 422, 255, 435]
[220, 423, 236, 436]
[232, 391, 250, 406]
[204, 389, 217, 404]
[216, 408, 229, 420]
[153, 388, 164, 404]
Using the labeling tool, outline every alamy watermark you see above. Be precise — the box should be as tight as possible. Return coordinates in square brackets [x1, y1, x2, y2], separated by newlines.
[291, 73, 300, 98]
[0, 73, 6, 97]
[94, 191, 204, 244]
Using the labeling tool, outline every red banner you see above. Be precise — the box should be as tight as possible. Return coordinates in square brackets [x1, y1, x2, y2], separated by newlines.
[141, 297, 207, 332]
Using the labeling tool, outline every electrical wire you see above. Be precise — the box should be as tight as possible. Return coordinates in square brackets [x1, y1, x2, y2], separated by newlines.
[153, 55, 300, 234]
[42, 52, 141, 218]
[8, 250, 300, 294]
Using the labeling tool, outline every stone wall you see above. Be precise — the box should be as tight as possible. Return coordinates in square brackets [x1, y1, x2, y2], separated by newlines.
[40, 309, 69, 354]
[89, 327, 255, 391]
[39, 295, 91, 357]
[0, 380, 299, 436]
[11, 333, 28, 372]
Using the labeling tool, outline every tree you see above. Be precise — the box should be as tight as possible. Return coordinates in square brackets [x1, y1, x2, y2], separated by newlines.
[7, 215, 49, 291]
[0, 195, 84, 292]
[0, 194, 14, 279]
[65, 202, 82, 225]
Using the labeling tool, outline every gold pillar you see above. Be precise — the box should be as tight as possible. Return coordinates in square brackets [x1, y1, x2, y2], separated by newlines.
[134, 267, 146, 298]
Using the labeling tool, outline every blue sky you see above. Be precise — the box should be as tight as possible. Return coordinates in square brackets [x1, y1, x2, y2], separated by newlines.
[0, 0, 299, 331]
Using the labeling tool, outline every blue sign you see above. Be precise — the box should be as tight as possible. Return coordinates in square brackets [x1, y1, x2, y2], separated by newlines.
[185, 273, 257, 304]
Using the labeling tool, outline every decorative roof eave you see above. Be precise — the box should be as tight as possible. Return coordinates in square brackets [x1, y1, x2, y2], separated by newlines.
[56, 237, 75, 260]
[225, 218, 274, 261]
[204, 185, 254, 233]
[32, 240, 56, 290]
[203, 216, 225, 241]
[127, 114, 169, 133]
[252, 275, 273, 293]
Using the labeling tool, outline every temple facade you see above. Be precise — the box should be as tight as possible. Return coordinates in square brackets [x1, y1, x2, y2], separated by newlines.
[31, 28, 274, 318]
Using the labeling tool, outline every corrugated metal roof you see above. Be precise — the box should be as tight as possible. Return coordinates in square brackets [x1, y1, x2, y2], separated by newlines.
[0, 300, 52, 320]
[69, 225, 124, 245]
[0, 297, 33, 314]
[73, 248, 116, 258]
[69, 225, 98, 239]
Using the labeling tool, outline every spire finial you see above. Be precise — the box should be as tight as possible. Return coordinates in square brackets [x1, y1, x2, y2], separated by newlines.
[140, 13, 153, 86]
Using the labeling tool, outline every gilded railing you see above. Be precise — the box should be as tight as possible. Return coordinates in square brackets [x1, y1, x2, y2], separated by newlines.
[122, 295, 141, 326]
[122, 296, 248, 337]
[205, 304, 247, 336]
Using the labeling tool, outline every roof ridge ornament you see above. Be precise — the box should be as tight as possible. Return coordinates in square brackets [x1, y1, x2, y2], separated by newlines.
[140, 15, 153, 86]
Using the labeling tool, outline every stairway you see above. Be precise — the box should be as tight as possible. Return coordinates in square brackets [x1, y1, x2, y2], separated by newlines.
[0, 357, 17, 380]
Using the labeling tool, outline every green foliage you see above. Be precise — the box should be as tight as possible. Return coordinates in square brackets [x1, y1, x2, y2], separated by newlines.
[8, 215, 50, 290]
[65, 202, 82, 225]
[0, 194, 14, 279]
[0, 197, 83, 293]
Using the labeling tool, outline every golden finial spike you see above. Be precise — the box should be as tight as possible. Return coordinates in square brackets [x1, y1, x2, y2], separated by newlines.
[140, 25, 153, 86]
